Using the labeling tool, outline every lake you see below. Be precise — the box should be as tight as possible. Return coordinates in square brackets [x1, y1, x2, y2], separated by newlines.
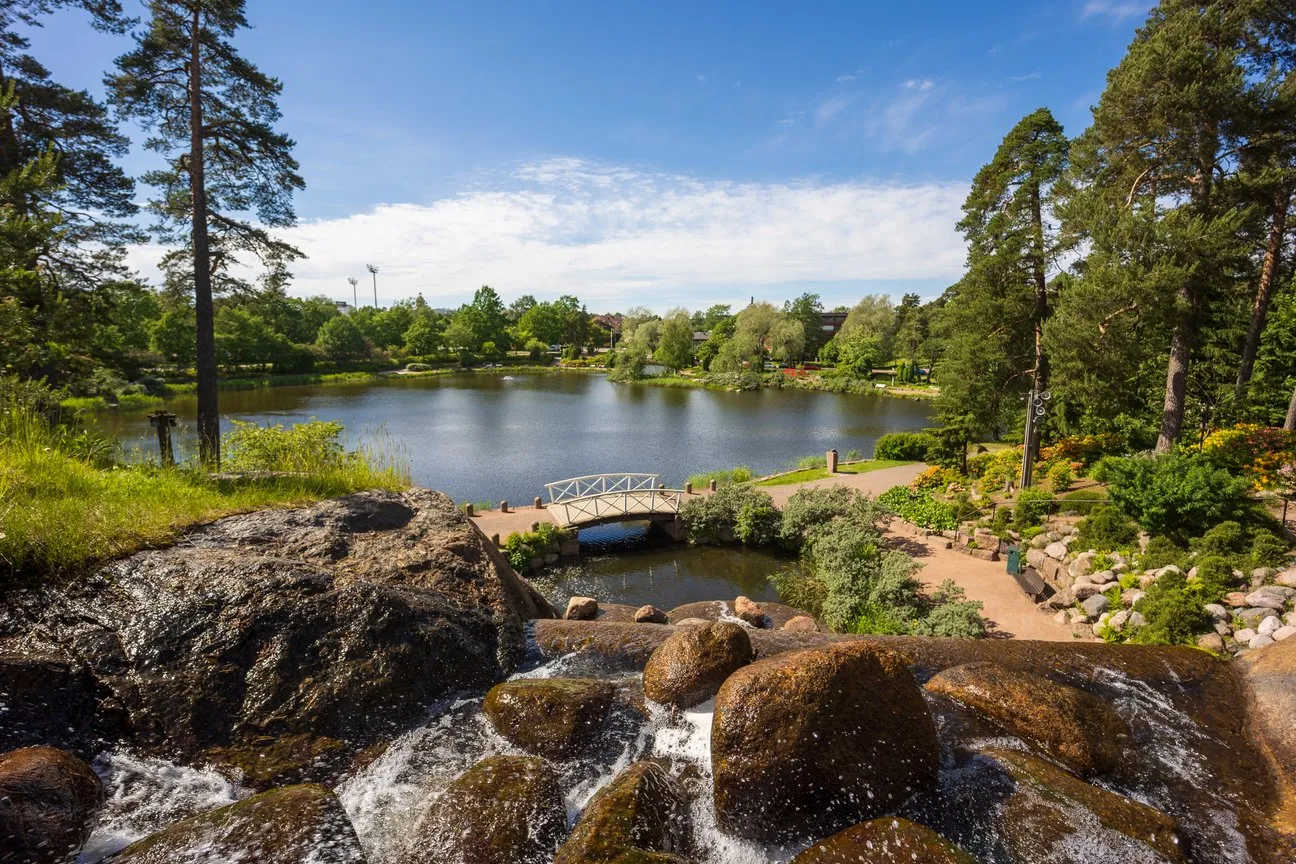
[99, 371, 933, 504]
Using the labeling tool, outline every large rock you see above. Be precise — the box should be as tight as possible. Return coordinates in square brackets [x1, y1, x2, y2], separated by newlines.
[666, 600, 819, 631]
[4, 490, 555, 776]
[1241, 634, 1296, 834]
[982, 748, 1184, 863]
[732, 595, 767, 627]
[411, 755, 566, 864]
[110, 783, 365, 863]
[924, 662, 1128, 776]
[643, 622, 752, 709]
[711, 642, 939, 843]
[0, 653, 101, 756]
[482, 678, 615, 758]
[789, 817, 977, 864]
[552, 761, 690, 864]
[0, 746, 104, 864]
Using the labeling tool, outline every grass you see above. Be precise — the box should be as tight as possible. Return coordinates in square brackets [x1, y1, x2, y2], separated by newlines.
[687, 465, 754, 489]
[0, 403, 408, 584]
[755, 459, 915, 486]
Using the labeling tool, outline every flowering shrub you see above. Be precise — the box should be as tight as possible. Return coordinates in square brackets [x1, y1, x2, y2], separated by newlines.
[911, 466, 961, 492]
[1039, 433, 1125, 469]
[1200, 424, 1296, 490]
[966, 447, 1022, 491]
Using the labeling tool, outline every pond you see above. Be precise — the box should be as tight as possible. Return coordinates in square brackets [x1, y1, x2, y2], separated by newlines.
[98, 371, 933, 505]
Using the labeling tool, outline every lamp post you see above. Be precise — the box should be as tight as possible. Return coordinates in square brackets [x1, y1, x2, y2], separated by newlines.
[365, 264, 379, 308]
[1019, 389, 1051, 489]
[347, 277, 358, 310]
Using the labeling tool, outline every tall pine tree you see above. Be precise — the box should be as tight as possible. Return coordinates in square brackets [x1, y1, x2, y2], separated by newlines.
[109, 0, 303, 467]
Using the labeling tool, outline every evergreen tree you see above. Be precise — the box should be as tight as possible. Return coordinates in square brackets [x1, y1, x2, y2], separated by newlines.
[108, 0, 304, 466]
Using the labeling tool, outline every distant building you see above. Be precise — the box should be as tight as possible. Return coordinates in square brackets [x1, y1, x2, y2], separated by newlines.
[693, 330, 710, 347]
[335, 301, 354, 316]
[820, 311, 847, 335]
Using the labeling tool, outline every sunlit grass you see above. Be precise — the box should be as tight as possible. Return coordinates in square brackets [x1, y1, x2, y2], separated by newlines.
[756, 459, 915, 487]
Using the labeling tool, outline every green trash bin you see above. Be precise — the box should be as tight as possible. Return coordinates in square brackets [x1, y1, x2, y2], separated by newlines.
[1006, 545, 1021, 576]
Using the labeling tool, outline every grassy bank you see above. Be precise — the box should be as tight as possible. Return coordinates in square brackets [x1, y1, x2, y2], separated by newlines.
[756, 459, 916, 486]
[0, 400, 408, 584]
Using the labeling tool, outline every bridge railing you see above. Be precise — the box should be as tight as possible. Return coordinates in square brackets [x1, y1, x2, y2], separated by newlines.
[549, 486, 684, 528]
[545, 473, 662, 504]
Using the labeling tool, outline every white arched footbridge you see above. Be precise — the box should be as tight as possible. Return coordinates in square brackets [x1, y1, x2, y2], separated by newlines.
[544, 473, 687, 530]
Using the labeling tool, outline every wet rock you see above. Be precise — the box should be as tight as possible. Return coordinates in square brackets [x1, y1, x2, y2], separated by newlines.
[643, 622, 752, 709]
[782, 615, 821, 632]
[0, 653, 101, 756]
[202, 733, 350, 791]
[634, 605, 668, 624]
[983, 748, 1184, 863]
[5, 490, 555, 771]
[666, 601, 818, 631]
[566, 596, 599, 620]
[482, 678, 615, 758]
[1241, 633, 1296, 832]
[594, 604, 640, 623]
[733, 596, 766, 627]
[711, 642, 938, 843]
[0, 746, 104, 864]
[924, 663, 1128, 776]
[675, 618, 710, 627]
[789, 817, 977, 864]
[552, 761, 690, 864]
[411, 755, 566, 864]
[110, 783, 364, 863]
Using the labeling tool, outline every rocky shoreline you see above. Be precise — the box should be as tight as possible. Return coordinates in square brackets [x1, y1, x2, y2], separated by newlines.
[1, 488, 1294, 863]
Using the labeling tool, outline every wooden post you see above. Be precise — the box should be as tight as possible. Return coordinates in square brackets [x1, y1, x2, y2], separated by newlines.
[500, 500, 509, 513]
[465, 503, 474, 517]
[826, 448, 839, 473]
[491, 533, 500, 546]
[709, 479, 717, 492]
[685, 482, 693, 494]
[148, 411, 178, 467]
[534, 496, 543, 509]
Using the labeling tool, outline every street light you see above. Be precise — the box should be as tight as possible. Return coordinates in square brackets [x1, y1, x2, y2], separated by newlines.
[347, 277, 358, 310]
[365, 264, 379, 308]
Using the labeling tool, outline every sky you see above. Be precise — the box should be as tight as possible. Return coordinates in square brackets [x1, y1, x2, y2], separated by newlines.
[28, 0, 1154, 312]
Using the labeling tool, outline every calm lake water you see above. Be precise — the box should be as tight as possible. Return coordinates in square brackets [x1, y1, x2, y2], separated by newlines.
[101, 371, 933, 505]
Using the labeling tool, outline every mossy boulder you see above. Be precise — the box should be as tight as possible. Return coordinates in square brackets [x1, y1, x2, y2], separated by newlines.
[202, 733, 351, 790]
[790, 817, 978, 864]
[924, 662, 1129, 776]
[642, 622, 752, 709]
[0, 746, 104, 864]
[711, 642, 939, 843]
[110, 783, 365, 863]
[482, 678, 615, 758]
[411, 755, 566, 864]
[983, 747, 1185, 863]
[552, 761, 691, 864]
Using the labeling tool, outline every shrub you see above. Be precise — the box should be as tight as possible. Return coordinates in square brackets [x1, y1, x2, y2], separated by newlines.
[873, 432, 931, 462]
[1199, 423, 1296, 490]
[876, 486, 958, 531]
[1104, 453, 1252, 539]
[912, 466, 961, 492]
[1132, 571, 1208, 645]
[1039, 433, 1126, 469]
[779, 486, 860, 547]
[1188, 555, 1237, 603]
[1139, 536, 1187, 571]
[923, 423, 973, 472]
[1192, 521, 1247, 559]
[910, 580, 988, 638]
[735, 497, 781, 545]
[1013, 488, 1052, 532]
[1046, 461, 1074, 493]
[970, 448, 1023, 492]
[770, 565, 827, 617]
[1075, 505, 1138, 551]
[680, 483, 778, 545]
[1251, 531, 1291, 569]
[1059, 488, 1105, 516]
[503, 523, 568, 572]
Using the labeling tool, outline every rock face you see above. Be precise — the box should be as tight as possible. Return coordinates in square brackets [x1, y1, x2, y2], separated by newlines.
[111, 783, 365, 863]
[924, 662, 1128, 776]
[482, 678, 615, 758]
[411, 755, 567, 864]
[1241, 634, 1296, 833]
[4, 490, 555, 776]
[711, 642, 939, 843]
[634, 605, 668, 624]
[733, 595, 766, 627]
[0, 746, 104, 864]
[0, 653, 100, 756]
[982, 748, 1185, 863]
[789, 817, 977, 864]
[552, 761, 690, 864]
[642, 622, 753, 709]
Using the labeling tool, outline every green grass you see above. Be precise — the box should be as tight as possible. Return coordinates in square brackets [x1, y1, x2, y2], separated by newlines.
[838, 459, 914, 475]
[687, 465, 754, 489]
[0, 405, 408, 584]
[755, 459, 915, 486]
[60, 393, 166, 412]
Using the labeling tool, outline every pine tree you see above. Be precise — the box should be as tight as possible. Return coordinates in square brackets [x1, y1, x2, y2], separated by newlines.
[108, 0, 304, 467]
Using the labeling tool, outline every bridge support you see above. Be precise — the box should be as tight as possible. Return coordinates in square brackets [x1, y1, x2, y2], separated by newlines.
[648, 515, 687, 542]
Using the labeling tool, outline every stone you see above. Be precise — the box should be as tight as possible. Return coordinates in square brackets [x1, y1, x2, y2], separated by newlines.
[552, 761, 690, 864]
[675, 617, 710, 627]
[1260, 616, 1282, 636]
[981, 748, 1185, 863]
[566, 596, 599, 620]
[1197, 632, 1226, 653]
[1224, 591, 1250, 608]
[1276, 568, 1296, 588]
[1236, 628, 1258, 644]
[1026, 547, 1049, 568]
[667, 600, 817, 631]
[1081, 594, 1109, 619]
[1044, 587, 1075, 610]
[1053, 610, 1069, 625]
[1275, 625, 1296, 642]
[1074, 583, 1104, 601]
[410, 755, 566, 864]
[1238, 607, 1279, 628]
[782, 615, 820, 632]
[633, 605, 668, 624]
[733, 595, 767, 627]
[0, 654, 100, 756]
[1287, 610, 1296, 626]
[1214, 621, 1233, 637]
[1240, 634, 1296, 830]
[1068, 608, 1088, 626]
[1253, 567, 1276, 582]
[925, 663, 1127, 776]
[0, 746, 104, 864]
[1127, 611, 1146, 629]
[1044, 542, 1068, 560]
[592, 603, 640, 623]
[643, 622, 753, 709]
[1030, 533, 1051, 550]
[1187, 566, 1199, 580]
[1204, 603, 1229, 621]
[111, 783, 364, 863]
[1108, 610, 1131, 632]
[1246, 590, 1288, 610]
[1122, 589, 1145, 607]
[788, 817, 977, 864]
[482, 678, 615, 758]
[1251, 634, 1276, 650]
[711, 642, 938, 843]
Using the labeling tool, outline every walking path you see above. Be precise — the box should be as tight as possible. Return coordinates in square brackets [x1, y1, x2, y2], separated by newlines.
[470, 462, 1082, 642]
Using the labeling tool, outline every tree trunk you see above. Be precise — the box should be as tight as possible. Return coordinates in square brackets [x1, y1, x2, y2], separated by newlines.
[1285, 382, 1296, 431]
[1028, 179, 1050, 462]
[1235, 188, 1289, 401]
[1155, 285, 1194, 453]
[189, 7, 219, 468]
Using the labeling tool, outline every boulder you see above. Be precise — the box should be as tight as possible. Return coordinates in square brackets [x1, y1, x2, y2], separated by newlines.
[732, 596, 767, 627]
[1238, 607, 1279, 628]
[1073, 583, 1104, 601]
[1240, 633, 1296, 832]
[552, 761, 690, 864]
[1275, 625, 1296, 642]
[1044, 541, 1068, 559]
[1250, 634, 1276, 650]
[1121, 589, 1145, 607]
[110, 783, 364, 863]
[924, 663, 1127, 776]
[666, 600, 819, 631]
[4, 490, 555, 772]
[594, 604, 640, 623]
[1044, 587, 1075, 610]
[675, 618, 711, 627]
[982, 748, 1185, 863]
[410, 755, 566, 864]
[1236, 628, 1259, 645]
[634, 605, 668, 625]
[1276, 568, 1296, 588]
[1246, 590, 1288, 610]
[0, 746, 104, 864]
[643, 622, 752, 709]
[789, 817, 977, 864]
[1260, 616, 1282, 637]
[482, 678, 615, 758]
[1081, 593, 1109, 619]
[1204, 603, 1229, 621]
[782, 615, 821, 632]
[711, 642, 939, 843]
[566, 597, 599, 620]
[0, 654, 101, 756]
[1197, 632, 1226, 653]
[1225, 591, 1251, 608]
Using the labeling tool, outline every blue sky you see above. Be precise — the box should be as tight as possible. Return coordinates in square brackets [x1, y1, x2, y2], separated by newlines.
[30, 0, 1152, 311]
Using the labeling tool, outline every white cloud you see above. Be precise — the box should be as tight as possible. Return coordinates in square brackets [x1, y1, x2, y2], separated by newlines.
[1080, 1, 1147, 22]
[815, 94, 854, 126]
[1007, 71, 1043, 82]
[836, 73, 857, 82]
[901, 78, 935, 92]
[124, 159, 969, 307]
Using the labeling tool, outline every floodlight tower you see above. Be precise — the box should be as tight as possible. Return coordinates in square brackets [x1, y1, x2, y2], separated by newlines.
[366, 264, 379, 307]
[347, 277, 358, 309]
